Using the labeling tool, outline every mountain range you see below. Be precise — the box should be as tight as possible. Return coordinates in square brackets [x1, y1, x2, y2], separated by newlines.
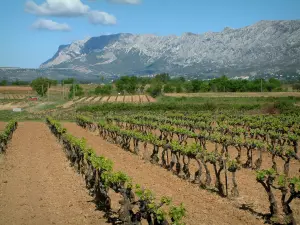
[1, 20, 300, 81]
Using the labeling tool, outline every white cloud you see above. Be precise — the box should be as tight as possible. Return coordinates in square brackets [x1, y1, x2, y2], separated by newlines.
[88, 11, 117, 25]
[32, 19, 71, 31]
[107, 0, 141, 4]
[25, 0, 89, 17]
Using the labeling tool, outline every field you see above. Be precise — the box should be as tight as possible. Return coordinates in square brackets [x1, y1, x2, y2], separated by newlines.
[0, 92, 300, 225]
[165, 92, 300, 98]
[62, 95, 156, 108]
[76, 111, 300, 224]
[0, 122, 105, 225]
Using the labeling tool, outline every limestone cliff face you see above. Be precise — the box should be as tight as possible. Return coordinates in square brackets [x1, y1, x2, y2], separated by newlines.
[40, 20, 300, 78]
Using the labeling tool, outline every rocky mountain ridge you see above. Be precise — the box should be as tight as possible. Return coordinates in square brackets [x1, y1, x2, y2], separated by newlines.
[40, 20, 300, 79]
[1, 20, 300, 81]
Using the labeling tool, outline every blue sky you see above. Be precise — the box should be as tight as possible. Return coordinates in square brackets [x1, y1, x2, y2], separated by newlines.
[0, 0, 299, 68]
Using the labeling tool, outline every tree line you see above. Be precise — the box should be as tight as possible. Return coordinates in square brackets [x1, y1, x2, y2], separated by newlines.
[0, 74, 295, 98]
[93, 74, 286, 98]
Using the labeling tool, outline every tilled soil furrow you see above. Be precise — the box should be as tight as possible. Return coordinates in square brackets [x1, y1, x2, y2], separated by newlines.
[0, 122, 105, 225]
[63, 122, 264, 225]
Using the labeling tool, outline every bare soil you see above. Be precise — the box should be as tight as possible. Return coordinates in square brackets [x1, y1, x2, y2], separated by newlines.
[101, 96, 110, 102]
[75, 97, 88, 103]
[146, 95, 156, 102]
[0, 86, 32, 91]
[92, 96, 102, 102]
[116, 95, 125, 102]
[107, 96, 118, 102]
[132, 95, 140, 103]
[0, 122, 6, 131]
[0, 122, 106, 225]
[62, 101, 75, 108]
[124, 96, 132, 102]
[140, 95, 150, 103]
[63, 122, 264, 225]
[85, 97, 95, 102]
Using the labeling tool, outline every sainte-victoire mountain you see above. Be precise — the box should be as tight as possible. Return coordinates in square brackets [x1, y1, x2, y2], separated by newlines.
[1, 20, 300, 81]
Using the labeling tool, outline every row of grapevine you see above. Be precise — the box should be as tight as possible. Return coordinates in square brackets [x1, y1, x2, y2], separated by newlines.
[129, 113, 300, 144]
[106, 114, 299, 174]
[0, 120, 18, 154]
[76, 115, 300, 224]
[46, 117, 186, 225]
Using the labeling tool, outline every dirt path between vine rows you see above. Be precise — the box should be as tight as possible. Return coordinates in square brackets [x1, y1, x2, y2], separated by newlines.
[0, 122, 106, 225]
[63, 122, 264, 225]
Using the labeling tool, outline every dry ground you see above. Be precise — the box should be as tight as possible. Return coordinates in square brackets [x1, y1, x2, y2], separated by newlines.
[0, 122, 106, 225]
[0, 101, 29, 110]
[63, 122, 265, 225]
[0, 122, 6, 131]
[0, 86, 32, 92]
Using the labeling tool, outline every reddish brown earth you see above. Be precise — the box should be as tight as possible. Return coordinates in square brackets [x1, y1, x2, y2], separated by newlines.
[124, 96, 132, 102]
[63, 122, 265, 225]
[107, 96, 117, 102]
[101, 96, 110, 102]
[146, 95, 156, 102]
[140, 95, 150, 103]
[132, 95, 140, 103]
[0, 122, 6, 131]
[116, 95, 125, 102]
[0, 122, 106, 225]
[0, 86, 32, 91]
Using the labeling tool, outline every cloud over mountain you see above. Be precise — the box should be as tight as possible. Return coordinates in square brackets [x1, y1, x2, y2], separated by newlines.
[32, 19, 71, 31]
[88, 11, 117, 25]
[25, 0, 89, 17]
[25, 0, 120, 27]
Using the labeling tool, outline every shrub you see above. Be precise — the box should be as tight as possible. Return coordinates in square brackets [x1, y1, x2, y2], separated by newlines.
[94, 84, 112, 95]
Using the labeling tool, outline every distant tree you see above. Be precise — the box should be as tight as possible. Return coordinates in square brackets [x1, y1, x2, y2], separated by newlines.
[292, 83, 300, 91]
[115, 76, 138, 94]
[126, 76, 138, 94]
[200, 82, 210, 92]
[69, 84, 84, 99]
[0, 80, 8, 86]
[100, 75, 105, 83]
[178, 76, 186, 83]
[147, 83, 162, 98]
[94, 84, 112, 95]
[61, 78, 75, 85]
[154, 73, 170, 83]
[30, 77, 53, 96]
[175, 84, 183, 93]
[49, 80, 58, 86]
[184, 81, 194, 93]
[265, 78, 282, 91]
[163, 83, 175, 93]
[191, 80, 202, 92]
[12, 79, 29, 86]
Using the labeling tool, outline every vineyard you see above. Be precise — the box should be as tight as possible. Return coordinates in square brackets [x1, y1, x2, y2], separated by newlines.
[0, 120, 187, 225]
[75, 112, 300, 224]
[62, 95, 156, 108]
[0, 108, 299, 224]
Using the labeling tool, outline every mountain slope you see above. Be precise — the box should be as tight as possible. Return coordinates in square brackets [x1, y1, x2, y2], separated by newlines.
[41, 20, 300, 78]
